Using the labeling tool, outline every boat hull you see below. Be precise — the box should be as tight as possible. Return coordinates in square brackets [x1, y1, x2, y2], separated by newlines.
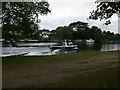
[49, 46, 78, 51]
[48, 40, 78, 51]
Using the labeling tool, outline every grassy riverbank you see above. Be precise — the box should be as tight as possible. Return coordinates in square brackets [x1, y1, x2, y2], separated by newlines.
[2, 50, 119, 67]
[2, 50, 120, 88]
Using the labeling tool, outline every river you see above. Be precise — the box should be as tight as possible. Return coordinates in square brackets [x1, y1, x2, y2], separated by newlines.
[1, 42, 120, 57]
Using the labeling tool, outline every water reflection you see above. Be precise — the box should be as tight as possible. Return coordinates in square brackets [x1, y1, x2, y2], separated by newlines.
[75, 41, 119, 51]
[101, 44, 119, 51]
[92, 42, 103, 51]
[1, 42, 120, 57]
[75, 42, 101, 51]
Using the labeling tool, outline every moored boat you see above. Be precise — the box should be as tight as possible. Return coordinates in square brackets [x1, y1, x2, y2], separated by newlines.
[48, 40, 78, 51]
[86, 39, 94, 43]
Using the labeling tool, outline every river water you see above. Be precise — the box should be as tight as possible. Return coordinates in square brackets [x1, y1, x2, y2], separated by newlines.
[1, 42, 120, 57]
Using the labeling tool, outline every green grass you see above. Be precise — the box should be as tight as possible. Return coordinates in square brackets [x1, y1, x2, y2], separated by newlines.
[20, 65, 119, 88]
[2, 50, 120, 67]
[44, 67, 119, 88]
[3, 50, 119, 88]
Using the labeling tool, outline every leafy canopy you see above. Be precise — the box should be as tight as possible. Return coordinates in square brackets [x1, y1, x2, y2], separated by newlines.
[69, 21, 89, 31]
[56, 26, 74, 40]
[89, 1, 120, 25]
[2, 1, 51, 46]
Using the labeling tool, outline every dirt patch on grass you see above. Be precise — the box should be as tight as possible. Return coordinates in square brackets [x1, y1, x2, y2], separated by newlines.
[2, 53, 119, 88]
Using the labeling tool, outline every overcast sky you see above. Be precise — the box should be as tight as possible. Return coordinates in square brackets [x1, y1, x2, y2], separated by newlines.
[38, 0, 118, 33]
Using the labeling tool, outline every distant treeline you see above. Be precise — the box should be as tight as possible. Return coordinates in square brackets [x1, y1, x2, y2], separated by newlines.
[49, 21, 120, 43]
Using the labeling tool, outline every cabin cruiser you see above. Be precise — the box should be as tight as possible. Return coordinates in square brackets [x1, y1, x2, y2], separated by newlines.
[48, 40, 78, 51]
[86, 39, 94, 43]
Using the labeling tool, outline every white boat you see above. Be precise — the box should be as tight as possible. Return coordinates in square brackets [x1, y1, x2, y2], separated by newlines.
[86, 39, 94, 43]
[48, 40, 78, 51]
[1, 52, 29, 57]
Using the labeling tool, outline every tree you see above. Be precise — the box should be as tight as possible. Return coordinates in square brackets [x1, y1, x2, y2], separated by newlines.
[69, 21, 89, 31]
[89, 1, 120, 25]
[69, 21, 91, 39]
[103, 30, 117, 40]
[56, 26, 74, 40]
[2, 1, 51, 46]
[91, 26, 103, 43]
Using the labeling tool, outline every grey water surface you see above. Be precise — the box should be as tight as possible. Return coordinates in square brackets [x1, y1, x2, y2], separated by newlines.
[1, 42, 120, 57]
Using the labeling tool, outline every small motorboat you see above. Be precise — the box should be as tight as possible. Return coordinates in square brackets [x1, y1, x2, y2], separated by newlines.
[86, 39, 94, 43]
[48, 40, 78, 51]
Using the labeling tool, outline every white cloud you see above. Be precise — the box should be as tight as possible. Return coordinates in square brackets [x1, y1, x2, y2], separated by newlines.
[118, 17, 120, 33]
[88, 14, 118, 33]
[38, 0, 118, 33]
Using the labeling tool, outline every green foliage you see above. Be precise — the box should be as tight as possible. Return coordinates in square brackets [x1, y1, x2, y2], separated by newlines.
[50, 20, 120, 42]
[91, 26, 103, 43]
[69, 21, 91, 40]
[102, 30, 120, 41]
[2, 2, 51, 46]
[56, 26, 74, 40]
[89, 1, 120, 25]
[69, 21, 89, 31]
